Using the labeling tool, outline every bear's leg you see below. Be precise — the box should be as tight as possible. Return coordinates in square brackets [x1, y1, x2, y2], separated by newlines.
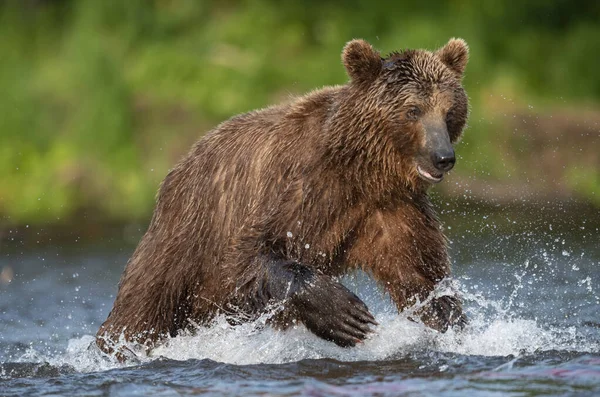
[345, 208, 467, 334]
[240, 257, 377, 347]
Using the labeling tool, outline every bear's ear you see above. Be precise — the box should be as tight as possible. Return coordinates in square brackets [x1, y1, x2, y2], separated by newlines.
[436, 38, 469, 77]
[342, 39, 382, 83]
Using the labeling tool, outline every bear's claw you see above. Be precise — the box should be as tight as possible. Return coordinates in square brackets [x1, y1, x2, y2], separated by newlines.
[291, 274, 377, 347]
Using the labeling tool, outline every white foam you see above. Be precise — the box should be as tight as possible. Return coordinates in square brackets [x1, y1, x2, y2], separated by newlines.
[34, 309, 595, 373]
[150, 311, 428, 365]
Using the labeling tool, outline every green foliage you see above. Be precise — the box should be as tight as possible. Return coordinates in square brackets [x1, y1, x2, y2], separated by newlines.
[0, 0, 598, 226]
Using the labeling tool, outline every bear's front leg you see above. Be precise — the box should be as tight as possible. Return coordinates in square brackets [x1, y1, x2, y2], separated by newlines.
[238, 257, 377, 347]
[346, 207, 466, 333]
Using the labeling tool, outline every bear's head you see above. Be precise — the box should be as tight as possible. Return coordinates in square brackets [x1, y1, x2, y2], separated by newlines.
[341, 38, 469, 189]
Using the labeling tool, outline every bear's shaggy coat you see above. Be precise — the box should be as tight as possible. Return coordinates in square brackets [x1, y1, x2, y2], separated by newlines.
[97, 38, 470, 356]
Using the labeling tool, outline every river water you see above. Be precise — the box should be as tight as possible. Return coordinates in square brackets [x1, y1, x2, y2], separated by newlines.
[1, 203, 599, 396]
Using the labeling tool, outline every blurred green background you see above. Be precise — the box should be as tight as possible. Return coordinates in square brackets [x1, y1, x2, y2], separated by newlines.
[1, 0, 599, 231]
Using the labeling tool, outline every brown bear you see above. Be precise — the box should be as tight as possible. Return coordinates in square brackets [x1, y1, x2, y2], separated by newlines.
[96, 38, 470, 358]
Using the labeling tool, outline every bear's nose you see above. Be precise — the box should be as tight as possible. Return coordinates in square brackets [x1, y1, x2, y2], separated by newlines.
[432, 149, 455, 172]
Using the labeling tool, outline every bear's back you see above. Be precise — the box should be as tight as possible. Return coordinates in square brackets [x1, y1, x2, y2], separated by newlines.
[151, 89, 336, 271]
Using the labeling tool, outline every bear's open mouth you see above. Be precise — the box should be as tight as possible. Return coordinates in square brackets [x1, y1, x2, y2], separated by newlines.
[417, 166, 443, 184]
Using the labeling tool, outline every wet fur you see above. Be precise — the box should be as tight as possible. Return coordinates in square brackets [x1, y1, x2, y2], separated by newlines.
[97, 38, 469, 356]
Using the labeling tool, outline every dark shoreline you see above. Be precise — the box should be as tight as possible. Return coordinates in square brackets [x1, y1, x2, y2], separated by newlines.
[1, 198, 597, 250]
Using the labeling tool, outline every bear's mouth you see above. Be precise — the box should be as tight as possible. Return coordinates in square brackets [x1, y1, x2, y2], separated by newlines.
[417, 166, 443, 184]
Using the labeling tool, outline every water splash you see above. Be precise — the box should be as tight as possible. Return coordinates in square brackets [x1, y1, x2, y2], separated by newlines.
[5, 272, 591, 375]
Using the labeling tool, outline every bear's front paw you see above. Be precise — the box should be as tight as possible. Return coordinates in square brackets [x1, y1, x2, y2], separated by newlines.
[292, 276, 377, 347]
[418, 295, 467, 332]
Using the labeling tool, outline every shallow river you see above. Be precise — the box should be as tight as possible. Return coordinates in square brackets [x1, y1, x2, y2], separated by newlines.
[1, 203, 599, 396]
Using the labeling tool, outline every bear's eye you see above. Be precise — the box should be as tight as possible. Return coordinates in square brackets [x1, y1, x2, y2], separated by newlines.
[406, 107, 422, 121]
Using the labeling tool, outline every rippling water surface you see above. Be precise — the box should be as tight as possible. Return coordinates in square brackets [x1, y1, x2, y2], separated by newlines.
[1, 205, 599, 396]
